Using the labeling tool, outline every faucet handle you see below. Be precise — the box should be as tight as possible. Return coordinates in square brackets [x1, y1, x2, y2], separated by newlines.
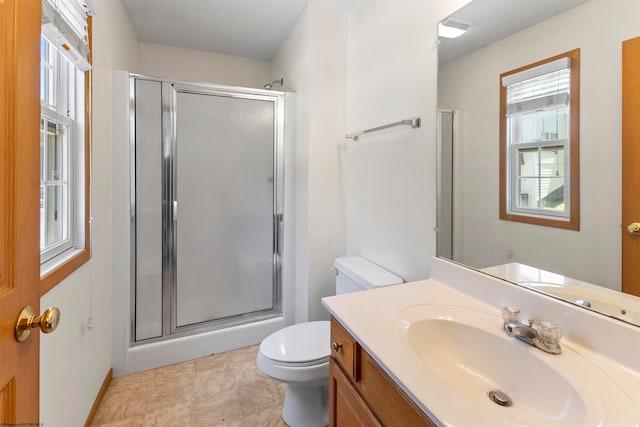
[536, 321, 561, 346]
[501, 306, 522, 323]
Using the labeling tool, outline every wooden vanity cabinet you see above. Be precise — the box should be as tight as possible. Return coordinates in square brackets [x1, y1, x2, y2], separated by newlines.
[329, 317, 437, 427]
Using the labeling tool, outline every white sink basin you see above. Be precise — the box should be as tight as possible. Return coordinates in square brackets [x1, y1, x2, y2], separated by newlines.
[394, 304, 638, 426]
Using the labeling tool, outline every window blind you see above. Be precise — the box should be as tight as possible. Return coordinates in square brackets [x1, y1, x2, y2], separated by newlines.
[41, 0, 95, 71]
[501, 57, 570, 87]
[505, 68, 570, 118]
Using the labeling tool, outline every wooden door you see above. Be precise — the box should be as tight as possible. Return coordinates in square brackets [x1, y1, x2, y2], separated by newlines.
[622, 36, 640, 297]
[0, 0, 42, 423]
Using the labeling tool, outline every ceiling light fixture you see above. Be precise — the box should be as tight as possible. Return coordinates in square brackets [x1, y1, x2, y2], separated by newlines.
[438, 18, 471, 39]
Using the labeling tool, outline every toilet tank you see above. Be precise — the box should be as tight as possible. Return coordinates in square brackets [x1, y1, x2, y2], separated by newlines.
[334, 256, 403, 295]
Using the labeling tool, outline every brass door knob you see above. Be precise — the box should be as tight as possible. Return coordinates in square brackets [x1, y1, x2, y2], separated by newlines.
[628, 222, 640, 234]
[15, 306, 60, 342]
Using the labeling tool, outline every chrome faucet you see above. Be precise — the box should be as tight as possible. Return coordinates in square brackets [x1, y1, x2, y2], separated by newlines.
[501, 306, 562, 355]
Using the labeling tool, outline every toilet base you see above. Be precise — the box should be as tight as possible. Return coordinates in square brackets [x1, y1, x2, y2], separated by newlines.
[282, 383, 328, 427]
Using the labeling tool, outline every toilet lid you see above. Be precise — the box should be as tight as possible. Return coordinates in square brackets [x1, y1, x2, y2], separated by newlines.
[260, 321, 330, 364]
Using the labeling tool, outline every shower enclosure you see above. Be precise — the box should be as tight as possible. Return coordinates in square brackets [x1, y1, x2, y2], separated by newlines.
[131, 76, 284, 343]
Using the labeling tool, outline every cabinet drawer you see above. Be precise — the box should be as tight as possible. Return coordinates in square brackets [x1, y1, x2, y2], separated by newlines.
[330, 317, 359, 381]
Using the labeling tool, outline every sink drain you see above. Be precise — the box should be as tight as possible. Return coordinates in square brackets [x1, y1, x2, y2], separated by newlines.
[488, 390, 513, 407]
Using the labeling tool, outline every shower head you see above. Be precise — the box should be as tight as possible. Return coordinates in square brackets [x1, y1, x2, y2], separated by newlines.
[264, 78, 284, 90]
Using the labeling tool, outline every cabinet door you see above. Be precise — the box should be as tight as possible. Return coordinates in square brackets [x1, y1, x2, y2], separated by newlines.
[329, 358, 381, 427]
[358, 351, 437, 427]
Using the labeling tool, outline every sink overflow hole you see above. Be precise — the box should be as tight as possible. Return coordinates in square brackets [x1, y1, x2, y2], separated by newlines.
[488, 390, 513, 407]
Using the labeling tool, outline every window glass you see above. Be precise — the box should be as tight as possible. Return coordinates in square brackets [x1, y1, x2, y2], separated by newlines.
[44, 185, 69, 247]
[40, 115, 71, 255]
[40, 37, 56, 108]
[541, 146, 564, 177]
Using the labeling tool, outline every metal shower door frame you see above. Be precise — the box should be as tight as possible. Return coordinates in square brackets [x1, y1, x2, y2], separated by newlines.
[130, 75, 285, 344]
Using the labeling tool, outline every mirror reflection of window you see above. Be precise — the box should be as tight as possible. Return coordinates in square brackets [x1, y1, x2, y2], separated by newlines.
[499, 49, 580, 231]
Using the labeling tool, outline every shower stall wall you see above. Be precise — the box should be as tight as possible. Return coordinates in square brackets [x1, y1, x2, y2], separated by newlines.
[131, 76, 284, 343]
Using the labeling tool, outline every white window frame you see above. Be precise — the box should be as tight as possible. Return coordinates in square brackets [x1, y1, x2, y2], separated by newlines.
[40, 35, 86, 267]
[40, 111, 74, 262]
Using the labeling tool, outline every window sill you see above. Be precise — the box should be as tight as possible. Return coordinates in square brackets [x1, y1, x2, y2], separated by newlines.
[40, 247, 91, 296]
[499, 211, 579, 231]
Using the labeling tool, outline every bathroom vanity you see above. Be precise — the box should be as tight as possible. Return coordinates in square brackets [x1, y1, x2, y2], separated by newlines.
[322, 257, 640, 426]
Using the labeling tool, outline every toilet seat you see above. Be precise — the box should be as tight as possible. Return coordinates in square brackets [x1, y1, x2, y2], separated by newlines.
[259, 321, 330, 366]
[262, 355, 329, 368]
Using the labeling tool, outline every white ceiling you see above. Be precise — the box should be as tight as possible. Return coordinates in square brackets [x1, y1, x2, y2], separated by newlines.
[438, 0, 591, 64]
[122, 0, 592, 63]
[122, 0, 356, 61]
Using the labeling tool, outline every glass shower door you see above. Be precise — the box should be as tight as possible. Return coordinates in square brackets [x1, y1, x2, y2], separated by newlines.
[173, 89, 277, 329]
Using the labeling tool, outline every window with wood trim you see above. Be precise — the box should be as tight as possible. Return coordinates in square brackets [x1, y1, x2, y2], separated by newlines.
[499, 49, 580, 230]
[39, 0, 93, 294]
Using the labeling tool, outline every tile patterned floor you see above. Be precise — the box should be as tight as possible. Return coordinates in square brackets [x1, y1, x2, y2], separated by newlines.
[92, 345, 287, 427]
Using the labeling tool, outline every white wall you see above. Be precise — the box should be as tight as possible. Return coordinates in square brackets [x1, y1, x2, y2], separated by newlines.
[438, 0, 639, 290]
[345, 0, 471, 283]
[138, 41, 271, 88]
[271, 8, 310, 323]
[307, 4, 348, 321]
[39, 0, 139, 426]
[271, 3, 348, 322]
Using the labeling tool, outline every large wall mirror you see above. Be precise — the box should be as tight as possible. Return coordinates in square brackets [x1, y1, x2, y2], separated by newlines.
[436, 0, 640, 326]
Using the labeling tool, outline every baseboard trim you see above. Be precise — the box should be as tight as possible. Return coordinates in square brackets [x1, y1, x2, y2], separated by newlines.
[84, 368, 113, 427]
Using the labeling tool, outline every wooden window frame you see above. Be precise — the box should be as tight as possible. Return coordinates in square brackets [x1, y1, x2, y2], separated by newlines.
[499, 49, 580, 231]
[40, 16, 92, 295]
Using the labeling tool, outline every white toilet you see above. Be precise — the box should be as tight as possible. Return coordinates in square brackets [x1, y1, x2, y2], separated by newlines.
[256, 256, 403, 427]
